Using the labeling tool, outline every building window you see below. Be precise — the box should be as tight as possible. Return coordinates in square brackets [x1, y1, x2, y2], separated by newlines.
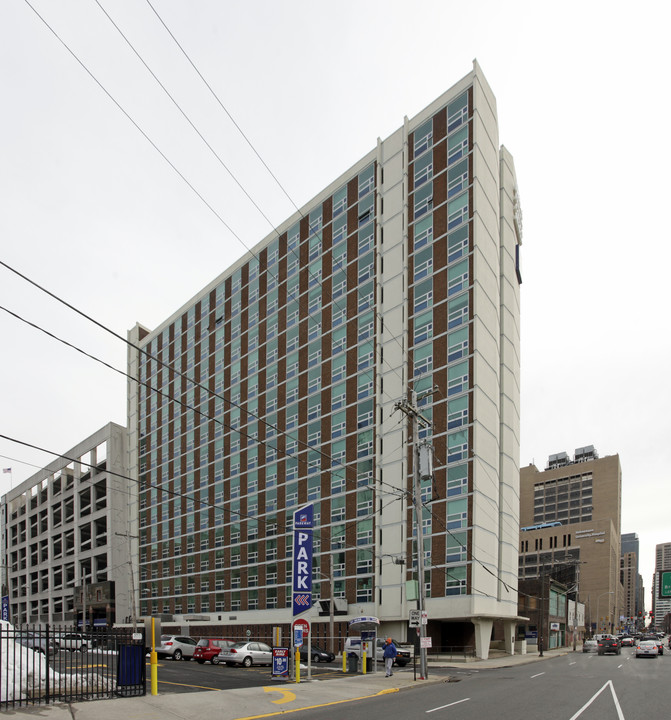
[448, 293, 469, 329]
[414, 152, 433, 187]
[445, 565, 467, 596]
[358, 165, 375, 198]
[414, 183, 433, 220]
[448, 126, 468, 164]
[414, 118, 433, 157]
[448, 193, 469, 230]
[414, 247, 433, 282]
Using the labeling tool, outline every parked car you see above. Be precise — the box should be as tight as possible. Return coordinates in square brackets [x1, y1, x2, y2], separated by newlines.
[193, 638, 235, 664]
[155, 635, 198, 661]
[597, 635, 620, 655]
[218, 641, 273, 667]
[16, 632, 57, 655]
[635, 640, 659, 658]
[55, 633, 96, 652]
[582, 639, 598, 653]
[299, 644, 335, 663]
[343, 637, 412, 667]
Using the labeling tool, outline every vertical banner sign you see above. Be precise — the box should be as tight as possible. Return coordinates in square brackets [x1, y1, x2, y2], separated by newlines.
[1, 596, 9, 622]
[292, 504, 313, 616]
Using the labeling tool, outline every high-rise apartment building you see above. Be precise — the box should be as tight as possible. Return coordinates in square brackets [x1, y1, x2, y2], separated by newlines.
[127, 61, 522, 658]
[519, 447, 623, 636]
[0, 423, 135, 626]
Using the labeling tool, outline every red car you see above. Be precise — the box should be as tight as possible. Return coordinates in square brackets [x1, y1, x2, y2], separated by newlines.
[192, 638, 235, 665]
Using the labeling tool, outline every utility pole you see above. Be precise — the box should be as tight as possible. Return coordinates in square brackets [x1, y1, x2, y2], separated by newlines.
[572, 561, 580, 652]
[115, 531, 138, 631]
[395, 389, 433, 680]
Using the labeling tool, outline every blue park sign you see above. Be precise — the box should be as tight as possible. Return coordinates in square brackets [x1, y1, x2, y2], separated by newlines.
[292, 504, 313, 616]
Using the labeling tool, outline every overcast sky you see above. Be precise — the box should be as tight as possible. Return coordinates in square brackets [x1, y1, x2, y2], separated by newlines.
[1, 0, 669, 602]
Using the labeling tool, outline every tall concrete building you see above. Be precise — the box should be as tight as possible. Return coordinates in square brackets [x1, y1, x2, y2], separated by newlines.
[0, 423, 136, 626]
[621, 532, 643, 627]
[519, 447, 623, 636]
[127, 61, 523, 658]
[653, 542, 671, 628]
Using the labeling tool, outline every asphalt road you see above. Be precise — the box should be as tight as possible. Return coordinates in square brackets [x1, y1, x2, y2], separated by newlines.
[275, 649, 671, 720]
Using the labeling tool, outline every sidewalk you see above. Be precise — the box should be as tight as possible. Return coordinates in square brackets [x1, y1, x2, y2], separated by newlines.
[8, 648, 570, 720]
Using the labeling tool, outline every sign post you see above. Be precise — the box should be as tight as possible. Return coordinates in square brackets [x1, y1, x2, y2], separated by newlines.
[292, 505, 313, 681]
[292, 504, 314, 616]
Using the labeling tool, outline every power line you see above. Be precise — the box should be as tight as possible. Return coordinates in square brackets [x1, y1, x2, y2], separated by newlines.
[0, 298, 406, 501]
[0, 432, 405, 575]
[25, 0, 407, 400]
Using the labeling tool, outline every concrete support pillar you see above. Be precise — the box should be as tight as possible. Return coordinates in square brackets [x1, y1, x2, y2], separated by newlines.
[473, 618, 493, 659]
[503, 619, 516, 655]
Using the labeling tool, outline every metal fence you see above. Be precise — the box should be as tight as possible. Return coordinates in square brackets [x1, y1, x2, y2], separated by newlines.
[0, 624, 145, 711]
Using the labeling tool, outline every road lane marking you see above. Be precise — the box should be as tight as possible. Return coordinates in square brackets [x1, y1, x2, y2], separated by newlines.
[530, 672, 545, 678]
[426, 698, 470, 713]
[568, 680, 625, 720]
[569, 661, 576, 665]
[263, 687, 296, 704]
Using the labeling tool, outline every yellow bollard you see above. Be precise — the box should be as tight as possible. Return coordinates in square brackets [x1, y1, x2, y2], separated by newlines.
[295, 649, 300, 683]
[362, 649, 367, 675]
[343, 651, 347, 673]
[150, 618, 158, 696]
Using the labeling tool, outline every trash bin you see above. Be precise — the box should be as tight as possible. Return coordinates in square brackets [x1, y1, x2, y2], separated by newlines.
[117, 644, 146, 695]
[347, 652, 359, 673]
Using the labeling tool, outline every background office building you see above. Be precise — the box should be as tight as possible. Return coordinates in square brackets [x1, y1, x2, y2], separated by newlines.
[127, 61, 522, 658]
[0, 423, 136, 626]
[620, 532, 644, 627]
[652, 542, 671, 629]
[519, 447, 623, 635]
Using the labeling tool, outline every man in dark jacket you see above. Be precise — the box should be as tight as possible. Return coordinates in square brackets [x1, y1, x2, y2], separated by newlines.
[383, 637, 397, 676]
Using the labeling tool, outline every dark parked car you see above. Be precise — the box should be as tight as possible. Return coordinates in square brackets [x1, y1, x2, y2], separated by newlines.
[299, 644, 335, 663]
[597, 635, 620, 655]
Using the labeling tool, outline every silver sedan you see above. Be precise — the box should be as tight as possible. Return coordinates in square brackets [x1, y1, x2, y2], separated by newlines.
[635, 640, 659, 658]
[219, 641, 273, 667]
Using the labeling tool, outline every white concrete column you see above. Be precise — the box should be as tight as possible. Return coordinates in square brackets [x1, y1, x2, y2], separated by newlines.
[503, 619, 516, 654]
[473, 619, 493, 659]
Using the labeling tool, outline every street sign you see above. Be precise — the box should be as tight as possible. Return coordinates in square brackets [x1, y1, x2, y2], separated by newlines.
[292, 618, 310, 638]
[293, 628, 303, 648]
[660, 571, 671, 598]
[292, 504, 314, 616]
[420, 636, 432, 648]
[409, 609, 421, 627]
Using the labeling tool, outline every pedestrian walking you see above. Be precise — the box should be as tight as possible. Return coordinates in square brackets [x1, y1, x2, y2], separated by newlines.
[383, 637, 397, 676]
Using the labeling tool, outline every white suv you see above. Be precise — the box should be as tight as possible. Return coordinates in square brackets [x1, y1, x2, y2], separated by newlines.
[344, 637, 412, 667]
[155, 634, 198, 661]
[55, 633, 95, 652]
